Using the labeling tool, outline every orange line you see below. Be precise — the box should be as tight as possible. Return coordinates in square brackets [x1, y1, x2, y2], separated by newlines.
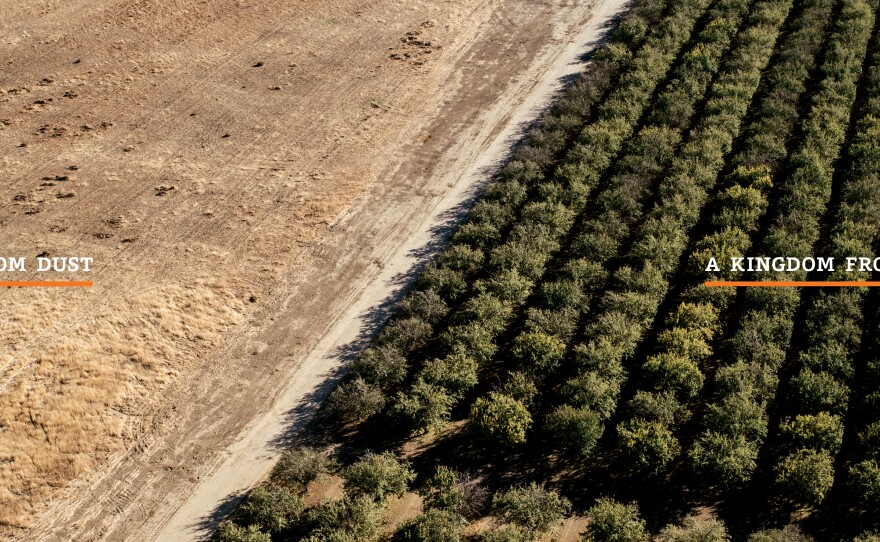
[705, 281, 880, 287]
[0, 281, 93, 287]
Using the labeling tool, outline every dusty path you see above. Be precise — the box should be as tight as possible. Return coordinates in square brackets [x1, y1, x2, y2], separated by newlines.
[0, 0, 625, 539]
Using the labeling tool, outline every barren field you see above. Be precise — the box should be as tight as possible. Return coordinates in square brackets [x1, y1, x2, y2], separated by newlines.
[0, 0, 615, 539]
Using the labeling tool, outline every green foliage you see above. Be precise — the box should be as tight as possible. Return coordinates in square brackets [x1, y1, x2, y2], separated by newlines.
[477, 525, 529, 542]
[665, 302, 720, 340]
[779, 412, 844, 453]
[712, 182, 769, 231]
[617, 419, 680, 474]
[341, 452, 415, 502]
[656, 327, 712, 361]
[563, 372, 621, 420]
[583, 498, 647, 542]
[214, 522, 272, 542]
[502, 372, 539, 407]
[689, 431, 758, 488]
[747, 526, 813, 542]
[271, 447, 336, 490]
[394, 509, 467, 542]
[423, 465, 461, 507]
[642, 353, 704, 400]
[787, 369, 850, 414]
[379, 316, 433, 352]
[442, 323, 499, 365]
[393, 379, 454, 434]
[627, 391, 687, 426]
[774, 449, 835, 506]
[460, 294, 514, 335]
[239, 486, 304, 533]
[400, 290, 450, 324]
[350, 346, 408, 388]
[471, 392, 533, 445]
[541, 279, 586, 310]
[418, 265, 468, 301]
[421, 352, 478, 399]
[546, 405, 603, 458]
[859, 421, 880, 453]
[492, 483, 572, 537]
[326, 378, 386, 422]
[421, 466, 488, 519]
[475, 270, 535, 305]
[703, 394, 768, 441]
[849, 459, 880, 505]
[512, 331, 567, 373]
[657, 515, 730, 542]
[304, 496, 381, 542]
[526, 307, 580, 342]
[438, 244, 485, 274]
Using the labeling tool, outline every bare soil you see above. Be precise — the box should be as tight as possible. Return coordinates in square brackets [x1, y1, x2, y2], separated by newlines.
[0, 0, 623, 539]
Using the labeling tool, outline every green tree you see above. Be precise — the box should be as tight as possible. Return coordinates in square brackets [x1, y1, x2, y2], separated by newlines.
[617, 419, 680, 474]
[689, 431, 758, 488]
[583, 497, 647, 542]
[627, 391, 686, 427]
[526, 307, 580, 342]
[512, 331, 567, 373]
[476, 269, 535, 305]
[270, 446, 336, 490]
[400, 290, 449, 324]
[540, 279, 585, 310]
[492, 483, 572, 537]
[849, 459, 880, 505]
[774, 449, 835, 507]
[747, 525, 814, 542]
[350, 346, 408, 388]
[419, 265, 467, 300]
[642, 353, 704, 400]
[461, 294, 514, 334]
[393, 509, 467, 542]
[393, 379, 454, 434]
[703, 394, 767, 441]
[342, 452, 415, 502]
[304, 496, 381, 542]
[421, 352, 479, 399]
[442, 323, 499, 365]
[379, 316, 433, 352]
[546, 405, 603, 458]
[503, 372, 539, 407]
[657, 515, 729, 542]
[788, 369, 849, 414]
[477, 525, 528, 542]
[422, 466, 464, 514]
[326, 378, 385, 422]
[214, 522, 272, 542]
[471, 392, 533, 445]
[239, 486, 304, 533]
[563, 372, 621, 419]
[779, 412, 844, 453]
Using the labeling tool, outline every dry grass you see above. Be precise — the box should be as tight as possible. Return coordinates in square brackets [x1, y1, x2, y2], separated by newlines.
[380, 492, 424, 537]
[0, 281, 244, 527]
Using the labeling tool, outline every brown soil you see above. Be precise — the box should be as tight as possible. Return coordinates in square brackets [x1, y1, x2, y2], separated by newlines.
[0, 0, 620, 539]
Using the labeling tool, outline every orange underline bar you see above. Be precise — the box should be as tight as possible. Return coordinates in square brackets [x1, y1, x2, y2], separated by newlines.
[705, 281, 880, 287]
[0, 281, 93, 287]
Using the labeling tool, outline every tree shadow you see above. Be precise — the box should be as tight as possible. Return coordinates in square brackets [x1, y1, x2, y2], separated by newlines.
[190, 489, 249, 541]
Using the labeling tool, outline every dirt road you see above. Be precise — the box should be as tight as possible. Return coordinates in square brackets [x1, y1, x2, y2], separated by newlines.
[0, 0, 624, 539]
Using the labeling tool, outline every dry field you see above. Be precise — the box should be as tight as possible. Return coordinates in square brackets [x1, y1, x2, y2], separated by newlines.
[0, 0, 610, 539]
